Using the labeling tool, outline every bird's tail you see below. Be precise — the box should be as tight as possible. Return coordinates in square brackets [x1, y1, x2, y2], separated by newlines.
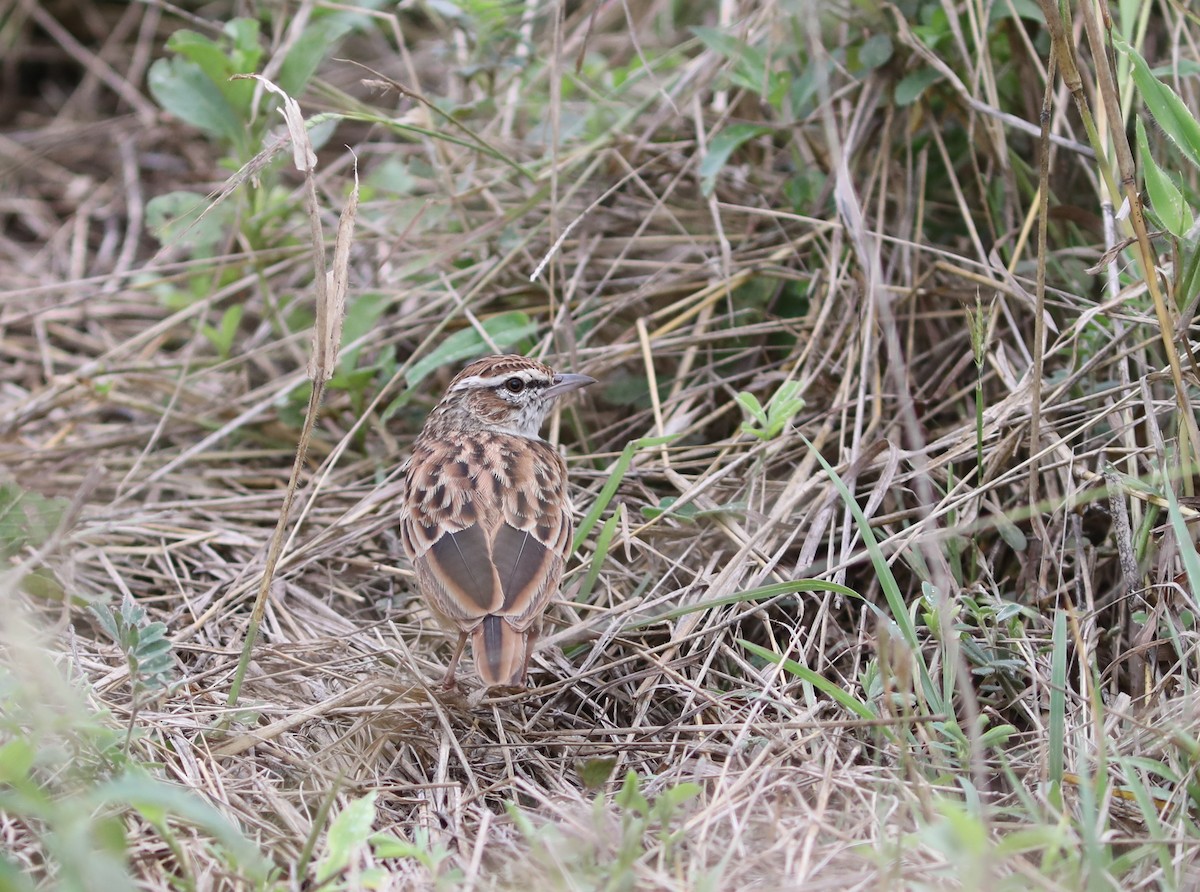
[471, 615, 530, 686]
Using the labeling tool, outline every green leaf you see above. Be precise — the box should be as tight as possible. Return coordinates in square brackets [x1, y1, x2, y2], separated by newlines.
[222, 18, 264, 73]
[858, 34, 893, 71]
[404, 313, 538, 389]
[660, 782, 701, 809]
[1137, 117, 1195, 238]
[978, 723, 1016, 749]
[615, 771, 649, 817]
[0, 855, 37, 892]
[369, 833, 424, 860]
[740, 638, 877, 720]
[625, 579, 859, 630]
[699, 124, 773, 195]
[640, 496, 748, 522]
[17, 567, 68, 603]
[662, 782, 700, 811]
[576, 508, 618, 603]
[0, 739, 34, 785]
[734, 391, 768, 425]
[147, 57, 243, 147]
[579, 757, 618, 790]
[1150, 60, 1200, 78]
[164, 27, 258, 112]
[895, 66, 943, 106]
[165, 30, 235, 80]
[279, 21, 353, 96]
[1116, 34, 1200, 172]
[800, 433, 940, 711]
[641, 495, 699, 522]
[317, 793, 378, 883]
[572, 434, 680, 552]
[690, 27, 749, 65]
[338, 292, 391, 372]
[89, 771, 269, 879]
[201, 304, 245, 358]
[990, 0, 1043, 22]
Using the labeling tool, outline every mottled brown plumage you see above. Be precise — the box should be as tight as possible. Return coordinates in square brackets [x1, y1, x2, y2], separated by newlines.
[399, 355, 595, 687]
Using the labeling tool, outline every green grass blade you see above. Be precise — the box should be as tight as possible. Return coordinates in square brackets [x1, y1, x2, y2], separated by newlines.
[739, 638, 877, 720]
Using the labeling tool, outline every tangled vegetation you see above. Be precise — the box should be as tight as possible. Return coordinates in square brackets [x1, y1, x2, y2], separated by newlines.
[4, 0, 1200, 888]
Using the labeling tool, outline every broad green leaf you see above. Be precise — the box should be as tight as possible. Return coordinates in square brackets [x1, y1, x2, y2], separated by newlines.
[338, 292, 391, 372]
[691, 26, 766, 93]
[895, 66, 943, 106]
[222, 18, 263, 72]
[1137, 118, 1194, 238]
[163, 28, 257, 112]
[615, 771, 649, 817]
[639, 496, 747, 522]
[699, 124, 773, 195]
[734, 391, 767, 425]
[148, 57, 243, 147]
[317, 792, 378, 883]
[404, 312, 538, 389]
[279, 21, 353, 96]
[660, 782, 701, 809]
[1116, 34, 1200, 173]
[166, 30, 235, 80]
[1151, 60, 1200, 78]
[579, 758, 618, 790]
[90, 771, 268, 878]
[202, 304, 245, 358]
[690, 27, 750, 64]
[0, 856, 36, 892]
[690, 27, 786, 106]
[0, 739, 34, 785]
[990, 0, 1042, 21]
[858, 34, 893, 71]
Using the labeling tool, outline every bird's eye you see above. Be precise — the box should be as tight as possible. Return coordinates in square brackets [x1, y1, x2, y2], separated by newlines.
[504, 377, 525, 393]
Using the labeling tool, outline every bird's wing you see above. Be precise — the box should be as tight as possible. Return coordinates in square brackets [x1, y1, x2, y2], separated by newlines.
[401, 433, 571, 630]
[488, 436, 570, 626]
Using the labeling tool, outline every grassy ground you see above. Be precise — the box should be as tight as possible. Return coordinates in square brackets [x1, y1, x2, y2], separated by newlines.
[4, 0, 1200, 889]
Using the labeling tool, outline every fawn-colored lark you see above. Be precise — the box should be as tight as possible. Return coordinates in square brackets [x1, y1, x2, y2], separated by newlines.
[400, 355, 595, 687]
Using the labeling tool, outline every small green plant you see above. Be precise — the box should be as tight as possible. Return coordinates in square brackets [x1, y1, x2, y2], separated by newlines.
[0, 608, 269, 891]
[144, 10, 362, 363]
[505, 770, 701, 891]
[612, 770, 701, 865]
[315, 791, 459, 890]
[737, 380, 805, 440]
[1117, 35, 1200, 322]
[90, 597, 175, 749]
[147, 16, 353, 164]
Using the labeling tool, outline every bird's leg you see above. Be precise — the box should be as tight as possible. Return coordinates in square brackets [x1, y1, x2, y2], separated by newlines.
[517, 628, 539, 687]
[441, 632, 468, 690]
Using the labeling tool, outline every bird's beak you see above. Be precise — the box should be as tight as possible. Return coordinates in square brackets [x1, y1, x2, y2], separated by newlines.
[544, 372, 597, 398]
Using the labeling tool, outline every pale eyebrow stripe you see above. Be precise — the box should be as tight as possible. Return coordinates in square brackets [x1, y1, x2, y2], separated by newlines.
[450, 372, 546, 392]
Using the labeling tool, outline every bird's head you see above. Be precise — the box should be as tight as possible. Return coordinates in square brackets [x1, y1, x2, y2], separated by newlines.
[430, 354, 595, 438]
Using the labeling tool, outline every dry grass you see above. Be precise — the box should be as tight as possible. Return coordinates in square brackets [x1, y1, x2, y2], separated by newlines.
[4, 0, 1200, 889]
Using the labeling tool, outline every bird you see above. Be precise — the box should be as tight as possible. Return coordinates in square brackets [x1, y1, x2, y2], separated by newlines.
[399, 354, 596, 688]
